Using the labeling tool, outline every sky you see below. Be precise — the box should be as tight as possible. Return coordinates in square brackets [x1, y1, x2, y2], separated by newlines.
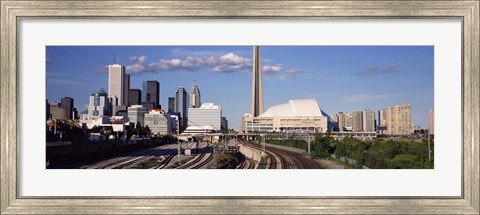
[46, 46, 434, 129]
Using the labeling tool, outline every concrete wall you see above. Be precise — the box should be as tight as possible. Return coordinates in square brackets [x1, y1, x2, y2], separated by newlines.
[238, 144, 262, 168]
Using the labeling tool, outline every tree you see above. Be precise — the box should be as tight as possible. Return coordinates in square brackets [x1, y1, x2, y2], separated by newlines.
[144, 125, 151, 136]
[334, 141, 346, 157]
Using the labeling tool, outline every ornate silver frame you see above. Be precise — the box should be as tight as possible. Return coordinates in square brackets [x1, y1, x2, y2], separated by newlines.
[1, 1, 478, 214]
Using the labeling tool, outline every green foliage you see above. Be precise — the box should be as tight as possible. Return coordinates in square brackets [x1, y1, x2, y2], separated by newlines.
[266, 135, 434, 169]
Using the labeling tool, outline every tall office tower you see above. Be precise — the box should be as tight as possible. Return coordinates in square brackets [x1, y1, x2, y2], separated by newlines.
[362, 109, 375, 132]
[429, 108, 434, 135]
[352, 110, 363, 132]
[82, 88, 111, 120]
[168, 97, 175, 113]
[124, 74, 130, 106]
[128, 89, 142, 105]
[386, 104, 412, 135]
[108, 63, 126, 106]
[142, 80, 160, 109]
[189, 80, 201, 108]
[251, 46, 264, 117]
[175, 87, 188, 131]
[60, 97, 74, 120]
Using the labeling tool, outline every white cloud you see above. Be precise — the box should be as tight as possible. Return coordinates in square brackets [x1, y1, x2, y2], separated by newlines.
[262, 64, 306, 79]
[93, 52, 308, 79]
[125, 52, 250, 74]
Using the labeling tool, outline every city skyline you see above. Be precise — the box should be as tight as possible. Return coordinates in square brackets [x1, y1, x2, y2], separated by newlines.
[46, 46, 434, 129]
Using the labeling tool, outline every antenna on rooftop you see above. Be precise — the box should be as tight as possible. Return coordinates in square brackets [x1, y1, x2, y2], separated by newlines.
[113, 52, 116, 64]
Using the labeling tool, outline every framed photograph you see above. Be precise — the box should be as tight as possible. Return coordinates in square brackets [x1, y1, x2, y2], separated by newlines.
[1, 0, 478, 214]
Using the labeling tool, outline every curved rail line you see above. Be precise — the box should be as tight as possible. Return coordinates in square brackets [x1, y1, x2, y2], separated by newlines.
[177, 144, 211, 169]
[239, 140, 322, 169]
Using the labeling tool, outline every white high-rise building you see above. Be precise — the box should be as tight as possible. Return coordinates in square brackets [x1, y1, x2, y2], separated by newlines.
[189, 80, 201, 108]
[188, 103, 222, 131]
[108, 64, 126, 106]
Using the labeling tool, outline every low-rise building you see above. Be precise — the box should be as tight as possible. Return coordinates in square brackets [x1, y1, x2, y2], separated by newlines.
[242, 99, 328, 133]
[188, 103, 222, 131]
[144, 109, 171, 135]
[127, 105, 148, 127]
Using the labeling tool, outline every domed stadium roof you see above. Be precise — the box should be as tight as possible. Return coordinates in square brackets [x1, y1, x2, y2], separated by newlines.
[259, 99, 323, 117]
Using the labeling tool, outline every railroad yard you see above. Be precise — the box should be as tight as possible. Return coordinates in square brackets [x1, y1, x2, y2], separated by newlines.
[78, 139, 323, 169]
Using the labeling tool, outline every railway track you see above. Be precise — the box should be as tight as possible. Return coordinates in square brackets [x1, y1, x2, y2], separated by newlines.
[154, 152, 176, 169]
[236, 157, 256, 169]
[239, 140, 322, 169]
[91, 144, 178, 169]
[239, 140, 281, 169]
[177, 144, 212, 169]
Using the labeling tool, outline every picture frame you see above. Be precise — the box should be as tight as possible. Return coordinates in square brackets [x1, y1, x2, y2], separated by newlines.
[1, 0, 478, 214]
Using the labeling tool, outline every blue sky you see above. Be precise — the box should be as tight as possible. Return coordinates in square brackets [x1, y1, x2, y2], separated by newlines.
[46, 46, 434, 129]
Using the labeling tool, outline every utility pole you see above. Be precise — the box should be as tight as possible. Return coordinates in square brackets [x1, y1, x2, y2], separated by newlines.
[262, 134, 265, 156]
[308, 134, 311, 158]
[177, 139, 181, 164]
[428, 132, 431, 160]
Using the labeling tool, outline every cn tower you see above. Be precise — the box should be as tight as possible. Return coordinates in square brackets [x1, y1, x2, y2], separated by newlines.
[251, 46, 264, 117]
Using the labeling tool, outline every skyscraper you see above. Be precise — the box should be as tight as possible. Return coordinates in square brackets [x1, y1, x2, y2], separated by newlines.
[386, 104, 412, 135]
[175, 87, 188, 131]
[124, 74, 130, 106]
[189, 80, 201, 108]
[362, 109, 375, 132]
[142, 80, 160, 109]
[251, 46, 264, 117]
[128, 89, 142, 105]
[82, 88, 111, 120]
[352, 110, 363, 132]
[168, 97, 175, 113]
[108, 64, 125, 106]
[60, 97, 74, 120]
